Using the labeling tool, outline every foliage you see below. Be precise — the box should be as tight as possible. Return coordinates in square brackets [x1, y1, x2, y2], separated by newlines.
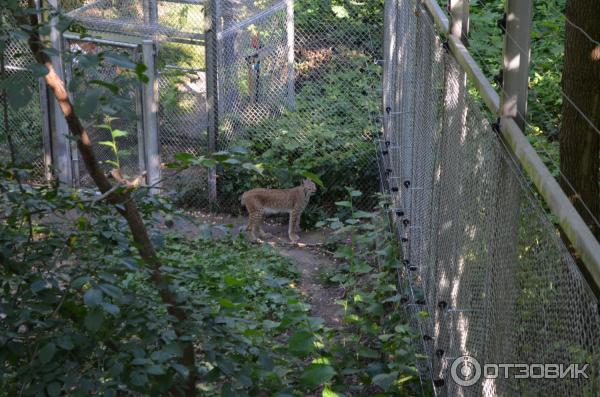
[314, 190, 431, 396]
[217, 52, 381, 224]
[0, 163, 427, 396]
[468, 0, 566, 168]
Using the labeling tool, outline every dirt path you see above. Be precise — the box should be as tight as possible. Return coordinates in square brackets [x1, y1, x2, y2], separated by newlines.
[168, 212, 344, 326]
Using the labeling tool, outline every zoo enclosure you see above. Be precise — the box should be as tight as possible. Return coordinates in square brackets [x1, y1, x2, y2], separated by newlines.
[381, 0, 600, 395]
[1, 0, 382, 212]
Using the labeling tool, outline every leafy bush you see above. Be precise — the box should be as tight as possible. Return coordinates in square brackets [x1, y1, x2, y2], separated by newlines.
[217, 52, 381, 224]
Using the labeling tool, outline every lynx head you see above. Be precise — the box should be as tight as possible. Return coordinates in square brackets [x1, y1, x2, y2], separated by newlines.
[302, 179, 317, 194]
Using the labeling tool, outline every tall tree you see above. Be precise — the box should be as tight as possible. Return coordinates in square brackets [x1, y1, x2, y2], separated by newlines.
[559, 0, 600, 240]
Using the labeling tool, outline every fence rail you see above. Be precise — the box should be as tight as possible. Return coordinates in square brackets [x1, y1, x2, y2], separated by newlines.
[383, 0, 600, 395]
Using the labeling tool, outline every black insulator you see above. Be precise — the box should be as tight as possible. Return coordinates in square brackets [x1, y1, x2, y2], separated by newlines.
[442, 40, 450, 53]
[386, 106, 391, 114]
[391, 187, 399, 192]
[403, 219, 410, 227]
[423, 334, 433, 341]
[396, 210, 405, 217]
[433, 379, 445, 388]
[403, 259, 410, 266]
[400, 296, 409, 304]
[386, 168, 393, 175]
[492, 118, 501, 134]
[409, 266, 418, 271]
[385, 140, 391, 147]
[438, 300, 448, 310]
[415, 299, 426, 305]
[403, 180, 411, 188]
[382, 150, 389, 155]
[436, 349, 445, 358]
[497, 13, 507, 32]
[401, 237, 408, 243]
[493, 71, 503, 87]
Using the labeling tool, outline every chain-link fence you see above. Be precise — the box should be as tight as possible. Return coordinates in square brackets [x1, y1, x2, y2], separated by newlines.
[65, 39, 144, 187]
[383, 1, 600, 395]
[4, 1, 384, 217]
[212, 0, 383, 217]
[157, 43, 209, 209]
[0, 38, 48, 184]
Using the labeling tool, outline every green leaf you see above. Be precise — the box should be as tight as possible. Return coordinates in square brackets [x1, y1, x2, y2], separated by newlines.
[102, 302, 120, 316]
[28, 63, 49, 78]
[372, 371, 399, 391]
[98, 141, 117, 151]
[46, 382, 61, 397]
[6, 81, 32, 110]
[174, 152, 195, 163]
[335, 201, 352, 208]
[39, 342, 57, 364]
[331, 5, 349, 18]
[300, 171, 324, 188]
[322, 386, 344, 397]
[171, 363, 189, 378]
[57, 336, 75, 350]
[300, 364, 336, 389]
[357, 346, 379, 358]
[74, 89, 102, 118]
[84, 310, 104, 332]
[103, 52, 136, 69]
[288, 331, 315, 356]
[111, 129, 128, 138]
[223, 275, 243, 286]
[83, 288, 103, 308]
[30, 279, 50, 293]
[242, 162, 264, 174]
[146, 364, 166, 375]
[353, 211, 374, 219]
[90, 79, 119, 94]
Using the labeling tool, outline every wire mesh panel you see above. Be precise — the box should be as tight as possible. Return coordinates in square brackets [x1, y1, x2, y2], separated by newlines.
[383, 1, 600, 396]
[213, 0, 382, 216]
[157, 48, 209, 208]
[0, 39, 48, 184]
[66, 39, 144, 187]
[64, 0, 204, 41]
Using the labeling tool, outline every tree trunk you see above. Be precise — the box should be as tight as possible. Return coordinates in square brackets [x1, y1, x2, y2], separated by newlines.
[21, 4, 197, 396]
[559, 0, 600, 240]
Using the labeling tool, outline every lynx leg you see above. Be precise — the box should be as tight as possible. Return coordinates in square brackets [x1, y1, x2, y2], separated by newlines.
[288, 210, 300, 242]
[253, 209, 268, 240]
[246, 209, 259, 241]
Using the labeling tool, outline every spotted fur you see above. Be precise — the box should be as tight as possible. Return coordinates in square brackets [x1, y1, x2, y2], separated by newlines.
[241, 179, 317, 241]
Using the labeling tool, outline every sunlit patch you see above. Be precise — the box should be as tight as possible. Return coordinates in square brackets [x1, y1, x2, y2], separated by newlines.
[592, 45, 600, 61]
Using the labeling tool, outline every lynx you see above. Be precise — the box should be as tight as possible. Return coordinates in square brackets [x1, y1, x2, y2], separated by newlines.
[241, 179, 317, 242]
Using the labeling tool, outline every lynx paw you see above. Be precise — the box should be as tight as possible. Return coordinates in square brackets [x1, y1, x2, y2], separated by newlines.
[289, 234, 300, 242]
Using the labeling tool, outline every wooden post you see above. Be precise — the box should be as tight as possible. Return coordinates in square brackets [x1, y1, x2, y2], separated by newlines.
[48, 0, 72, 186]
[205, 0, 220, 206]
[286, 0, 295, 109]
[142, 40, 160, 193]
[448, 0, 469, 45]
[500, 0, 533, 129]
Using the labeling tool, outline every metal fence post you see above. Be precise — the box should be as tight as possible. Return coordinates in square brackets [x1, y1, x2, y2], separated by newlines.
[500, 0, 533, 129]
[143, 0, 158, 26]
[48, 0, 72, 186]
[286, 0, 295, 110]
[142, 40, 160, 193]
[205, 0, 220, 206]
